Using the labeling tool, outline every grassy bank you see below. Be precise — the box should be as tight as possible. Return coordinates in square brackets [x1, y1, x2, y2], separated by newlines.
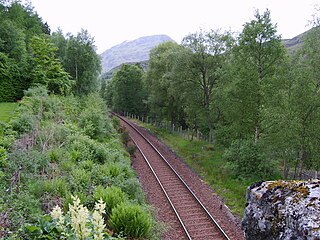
[136, 121, 252, 217]
[0, 88, 160, 239]
[0, 102, 18, 122]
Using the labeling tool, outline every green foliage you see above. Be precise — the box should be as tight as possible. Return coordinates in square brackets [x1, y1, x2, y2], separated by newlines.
[29, 35, 73, 94]
[0, 52, 26, 101]
[7, 191, 43, 230]
[0, 79, 154, 238]
[64, 29, 102, 95]
[224, 139, 279, 179]
[78, 93, 112, 140]
[117, 178, 145, 204]
[108, 64, 146, 115]
[67, 134, 110, 163]
[0, 1, 50, 101]
[146, 41, 186, 125]
[0, 102, 17, 122]
[109, 202, 152, 238]
[94, 186, 126, 214]
[11, 112, 36, 134]
[69, 167, 92, 192]
[8, 150, 49, 176]
[220, 9, 286, 145]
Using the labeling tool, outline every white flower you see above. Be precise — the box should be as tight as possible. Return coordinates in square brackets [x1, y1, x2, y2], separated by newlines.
[51, 205, 63, 220]
[92, 199, 106, 240]
[69, 195, 91, 239]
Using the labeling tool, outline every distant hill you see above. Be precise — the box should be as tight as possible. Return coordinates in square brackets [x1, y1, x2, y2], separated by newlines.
[282, 28, 314, 53]
[103, 60, 148, 80]
[100, 35, 174, 73]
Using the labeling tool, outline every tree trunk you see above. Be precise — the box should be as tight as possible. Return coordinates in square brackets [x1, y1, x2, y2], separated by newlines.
[255, 125, 260, 144]
[283, 159, 290, 179]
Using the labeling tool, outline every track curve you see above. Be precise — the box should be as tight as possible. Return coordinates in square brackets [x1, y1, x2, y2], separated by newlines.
[114, 113, 232, 240]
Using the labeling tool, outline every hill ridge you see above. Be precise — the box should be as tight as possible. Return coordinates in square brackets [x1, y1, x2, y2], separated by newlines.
[100, 34, 174, 73]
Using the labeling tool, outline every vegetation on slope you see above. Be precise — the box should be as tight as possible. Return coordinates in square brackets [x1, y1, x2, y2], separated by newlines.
[0, 86, 160, 239]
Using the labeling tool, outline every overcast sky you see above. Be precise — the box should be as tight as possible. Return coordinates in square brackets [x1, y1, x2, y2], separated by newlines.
[30, 0, 319, 54]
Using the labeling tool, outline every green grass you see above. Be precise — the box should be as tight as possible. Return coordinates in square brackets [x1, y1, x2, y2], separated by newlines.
[137, 121, 253, 217]
[0, 102, 18, 122]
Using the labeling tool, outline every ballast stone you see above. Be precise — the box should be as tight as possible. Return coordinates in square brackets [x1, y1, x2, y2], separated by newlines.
[242, 179, 320, 240]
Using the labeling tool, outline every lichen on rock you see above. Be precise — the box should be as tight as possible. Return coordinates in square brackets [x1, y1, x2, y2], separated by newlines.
[242, 179, 320, 240]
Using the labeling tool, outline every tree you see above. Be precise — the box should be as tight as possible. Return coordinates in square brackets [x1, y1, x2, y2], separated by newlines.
[0, 1, 50, 101]
[110, 64, 146, 115]
[222, 10, 286, 143]
[181, 29, 234, 141]
[275, 26, 320, 177]
[147, 41, 186, 125]
[64, 29, 101, 95]
[30, 35, 72, 94]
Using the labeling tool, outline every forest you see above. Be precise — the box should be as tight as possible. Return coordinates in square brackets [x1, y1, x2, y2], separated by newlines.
[105, 10, 320, 181]
[1, 0, 320, 238]
[0, 1, 160, 239]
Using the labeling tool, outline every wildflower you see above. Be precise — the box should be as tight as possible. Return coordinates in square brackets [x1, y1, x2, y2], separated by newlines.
[51, 205, 63, 220]
[69, 195, 90, 239]
[92, 199, 106, 240]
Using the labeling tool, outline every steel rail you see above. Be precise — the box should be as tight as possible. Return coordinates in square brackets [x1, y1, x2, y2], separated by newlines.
[114, 113, 231, 240]
[130, 136, 192, 239]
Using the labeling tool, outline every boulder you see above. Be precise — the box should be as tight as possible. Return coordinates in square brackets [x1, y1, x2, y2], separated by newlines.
[242, 179, 320, 240]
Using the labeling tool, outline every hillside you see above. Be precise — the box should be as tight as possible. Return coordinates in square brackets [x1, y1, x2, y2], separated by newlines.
[100, 35, 174, 73]
[282, 27, 314, 53]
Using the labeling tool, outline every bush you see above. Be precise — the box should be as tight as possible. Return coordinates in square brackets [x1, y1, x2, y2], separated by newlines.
[94, 185, 126, 214]
[78, 94, 112, 140]
[104, 162, 134, 180]
[67, 134, 110, 164]
[8, 191, 43, 230]
[224, 139, 278, 179]
[8, 150, 49, 176]
[11, 113, 36, 135]
[109, 202, 152, 238]
[68, 168, 91, 192]
[117, 178, 145, 204]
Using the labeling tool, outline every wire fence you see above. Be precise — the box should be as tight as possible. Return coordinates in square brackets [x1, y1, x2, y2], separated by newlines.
[122, 112, 214, 143]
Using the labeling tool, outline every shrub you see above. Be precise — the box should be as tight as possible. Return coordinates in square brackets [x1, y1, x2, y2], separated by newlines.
[11, 112, 36, 135]
[94, 185, 126, 214]
[37, 123, 71, 151]
[67, 134, 109, 164]
[117, 178, 145, 204]
[109, 202, 152, 238]
[79, 109, 107, 140]
[105, 162, 134, 180]
[8, 150, 49, 176]
[47, 147, 66, 163]
[78, 94, 113, 140]
[43, 95, 63, 121]
[8, 191, 43, 230]
[0, 121, 16, 148]
[68, 168, 91, 192]
[224, 139, 278, 179]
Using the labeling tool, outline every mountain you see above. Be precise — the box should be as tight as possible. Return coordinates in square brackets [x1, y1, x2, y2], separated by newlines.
[282, 28, 315, 53]
[100, 35, 174, 73]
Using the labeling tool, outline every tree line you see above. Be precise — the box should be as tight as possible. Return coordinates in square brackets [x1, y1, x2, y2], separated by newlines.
[105, 10, 320, 180]
[0, 0, 101, 101]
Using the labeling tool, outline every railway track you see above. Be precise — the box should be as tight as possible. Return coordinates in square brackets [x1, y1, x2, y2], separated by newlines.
[114, 113, 231, 240]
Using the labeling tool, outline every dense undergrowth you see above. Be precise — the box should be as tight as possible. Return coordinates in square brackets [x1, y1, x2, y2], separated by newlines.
[0, 86, 161, 239]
